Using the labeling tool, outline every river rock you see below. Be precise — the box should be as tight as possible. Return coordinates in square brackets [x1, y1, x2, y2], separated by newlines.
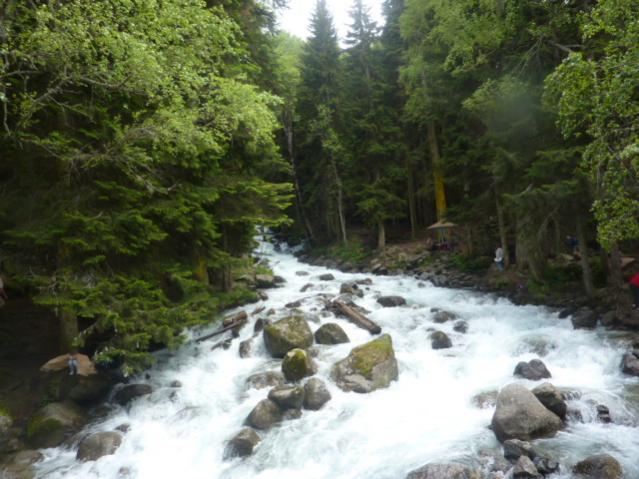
[41, 353, 97, 376]
[66, 373, 112, 404]
[0, 450, 44, 479]
[514, 359, 551, 380]
[303, 378, 331, 410]
[263, 316, 314, 358]
[114, 384, 153, 406]
[453, 321, 469, 333]
[254, 318, 271, 334]
[246, 399, 282, 430]
[282, 409, 303, 421]
[433, 310, 457, 323]
[281, 348, 316, 382]
[430, 331, 452, 350]
[224, 428, 261, 459]
[406, 463, 481, 479]
[245, 371, 284, 390]
[596, 404, 612, 423]
[472, 390, 498, 409]
[296, 271, 309, 276]
[491, 383, 563, 442]
[314, 323, 350, 345]
[300, 283, 314, 292]
[76, 431, 123, 462]
[571, 308, 598, 329]
[319, 273, 335, 281]
[26, 402, 87, 448]
[239, 338, 253, 358]
[513, 455, 541, 478]
[621, 352, 639, 376]
[377, 296, 406, 307]
[503, 439, 536, 462]
[255, 274, 276, 289]
[572, 454, 623, 479]
[531, 383, 566, 420]
[268, 385, 305, 410]
[533, 456, 560, 476]
[331, 334, 398, 393]
[340, 282, 364, 297]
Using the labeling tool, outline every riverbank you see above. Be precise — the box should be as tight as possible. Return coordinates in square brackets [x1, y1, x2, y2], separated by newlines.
[296, 239, 639, 332]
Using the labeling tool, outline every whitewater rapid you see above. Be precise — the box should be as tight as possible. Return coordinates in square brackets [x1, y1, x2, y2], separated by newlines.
[35, 240, 639, 478]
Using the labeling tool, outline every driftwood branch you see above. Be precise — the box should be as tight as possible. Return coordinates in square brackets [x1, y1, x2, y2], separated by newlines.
[195, 311, 248, 343]
[331, 299, 381, 335]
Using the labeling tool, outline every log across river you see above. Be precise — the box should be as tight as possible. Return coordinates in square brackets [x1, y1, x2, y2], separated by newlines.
[35, 239, 639, 478]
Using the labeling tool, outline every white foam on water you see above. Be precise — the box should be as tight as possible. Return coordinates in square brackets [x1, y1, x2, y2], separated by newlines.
[34, 239, 639, 478]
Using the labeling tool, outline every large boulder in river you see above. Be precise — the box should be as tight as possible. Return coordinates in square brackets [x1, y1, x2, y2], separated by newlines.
[255, 274, 276, 289]
[281, 348, 316, 382]
[27, 402, 87, 448]
[621, 351, 639, 376]
[263, 316, 313, 358]
[76, 431, 123, 462]
[430, 331, 452, 350]
[0, 450, 44, 479]
[513, 455, 541, 478]
[303, 378, 331, 410]
[491, 383, 563, 442]
[514, 359, 551, 380]
[433, 310, 457, 323]
[68, 373, 113, 405]
[531, 383, 566, 420]
[224, 428, 261, 459]
[572, 454, 623, 479]
[114, 384, 153, 406]
[315, 323, 349, 345]
[406, 463, 481, 479]
[331, 334, 398, 393]
[268, 385, 305, 410]
[570, 308, 598, 329]
[245, 399, 282, 430]
[377, 296, 406, 307]
[245, 371, 284, 390]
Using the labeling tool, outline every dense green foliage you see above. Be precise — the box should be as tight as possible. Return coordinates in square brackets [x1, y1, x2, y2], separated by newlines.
[0, 0, 291, 372]
[1, 0, 637, 371]
[288, 0, 638, 294]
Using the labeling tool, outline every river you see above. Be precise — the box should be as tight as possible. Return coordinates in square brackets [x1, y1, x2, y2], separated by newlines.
[34, 239, 639, 478]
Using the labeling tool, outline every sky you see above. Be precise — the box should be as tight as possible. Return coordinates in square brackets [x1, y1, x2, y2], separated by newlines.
[277, 0, 385, 43]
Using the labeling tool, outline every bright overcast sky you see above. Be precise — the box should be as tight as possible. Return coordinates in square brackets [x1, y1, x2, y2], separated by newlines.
[277, 0, 384, 42]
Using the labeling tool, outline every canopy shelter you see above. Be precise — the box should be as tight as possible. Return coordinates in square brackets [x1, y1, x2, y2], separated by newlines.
[426, 220, 457, 251]
[427, 220, 456, 230]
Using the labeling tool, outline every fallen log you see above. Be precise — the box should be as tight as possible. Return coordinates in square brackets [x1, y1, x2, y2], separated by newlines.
[331, 299, 381, 335]
[195, 311, 248, 343]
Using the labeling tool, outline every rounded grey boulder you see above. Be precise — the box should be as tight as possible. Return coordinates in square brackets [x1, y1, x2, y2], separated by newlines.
[315, 323, 350, 345]
[114, 384, 152, 406]
[303, 378, 331, 410]
[514, 359, 551, 380]
[245, 399, 282, 430]
[532, 382, 566, 420]
[491, 383, 563, 442]
[76, 431, 123, 462]
[430, 331, 452, 350]
[281, 348, 316, 382]
[268, 385, 305, 410]
[224, 428, 261, 459]
[377, 296, 406, 307]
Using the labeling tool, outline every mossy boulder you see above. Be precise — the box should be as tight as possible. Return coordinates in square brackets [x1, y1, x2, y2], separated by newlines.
[572, 454, 622, 479]
[68, 373, 113, 405]
[314, 323, 350, 345]
[76, 431, 123, 462]
[331, 334, 398, 393]
[245, 399, 282, 430]
[281, 349, 316, 382]
[263, 316, 313, 358]
[0, 450, 44, 479]
[430, 331, 452, 350]
[27, 402, 87, 448]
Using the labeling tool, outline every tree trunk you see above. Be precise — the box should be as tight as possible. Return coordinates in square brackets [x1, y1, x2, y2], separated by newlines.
[285, 115, 315, 243]
[576, 215, 594, 297]
[330, 156, 347, 246]
[59, 308, 78, 354]
[427, 121, 447, 220]
[495, 187, 510, 267]
[405, 155, 417, 239]
[608, 242, 623, 290]
[377, 219, 386, 250]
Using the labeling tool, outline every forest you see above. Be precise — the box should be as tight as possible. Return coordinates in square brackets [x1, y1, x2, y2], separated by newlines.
[0, 0, 638, 372]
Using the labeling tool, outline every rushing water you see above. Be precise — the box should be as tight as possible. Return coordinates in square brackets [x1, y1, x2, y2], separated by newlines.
[35, 239, 639, 479]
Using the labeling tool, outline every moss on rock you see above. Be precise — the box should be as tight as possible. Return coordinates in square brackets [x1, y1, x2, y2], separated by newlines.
[263, 316, 313, 358]
[281, 349, 315, 382]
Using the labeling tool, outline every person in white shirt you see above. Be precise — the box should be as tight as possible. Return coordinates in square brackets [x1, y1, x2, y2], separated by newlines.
[494, 246, 505, 271]
[0, 276, 7, 301]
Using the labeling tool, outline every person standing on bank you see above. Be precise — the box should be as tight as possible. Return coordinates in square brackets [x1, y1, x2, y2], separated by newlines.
[495, 246, 505, 271]
[629, 272, 639, 310]
[0, 275, 8, 301]
[68, 352, 79, 376]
